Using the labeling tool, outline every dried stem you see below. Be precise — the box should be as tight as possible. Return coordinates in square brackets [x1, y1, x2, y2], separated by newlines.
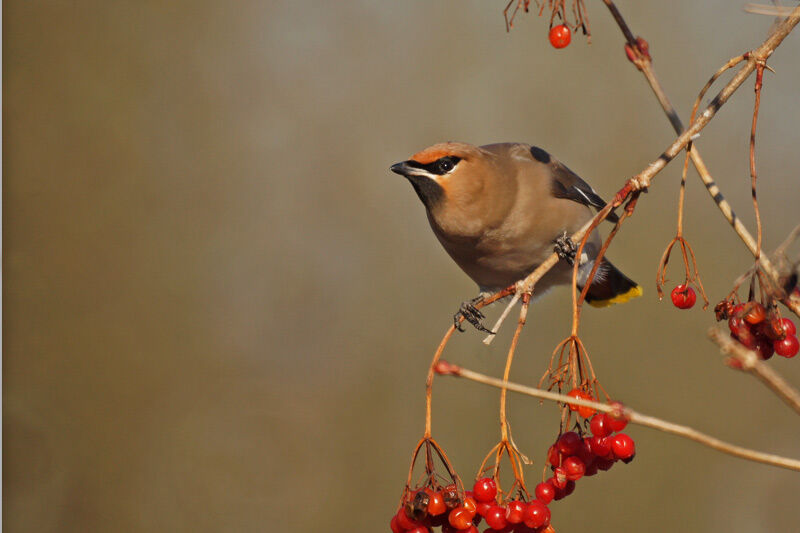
[439, 363, 800, 471]
[708, 328, 800, 416]
[750, 63, 766, 260]
[425, 288, 515, 437]
[500, 293, 531, 442]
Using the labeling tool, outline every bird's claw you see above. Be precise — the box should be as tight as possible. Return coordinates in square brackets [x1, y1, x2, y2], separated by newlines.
[454, 296, 494, 334]
[554, 232, 578, 265]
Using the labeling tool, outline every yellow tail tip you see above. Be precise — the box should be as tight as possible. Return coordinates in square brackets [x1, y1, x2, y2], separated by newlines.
[588, 285, 643, 308]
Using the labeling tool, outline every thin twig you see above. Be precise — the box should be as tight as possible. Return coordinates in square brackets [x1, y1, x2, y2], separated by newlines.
[438, 363, 800, 471]
[708, 328, 800, 416]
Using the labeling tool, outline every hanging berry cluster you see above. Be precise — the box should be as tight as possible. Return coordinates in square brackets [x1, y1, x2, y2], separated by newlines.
[717, 300, 799, 359]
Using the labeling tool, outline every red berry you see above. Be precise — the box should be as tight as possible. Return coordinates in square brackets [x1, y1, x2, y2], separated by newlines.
[484, 506, 507, 530]
[549, 24, 571, 49]
[755, 337, 774, 360]
[779, 318, 797, 337]
[595, 456, 615, 471]
[744, 302, 767, 324]
[462, 496, 477, 517]
[475, 501, 492, 517]
[729, 316, 749, 336]
[546, 444, 560, 467]
[775, 335, 800, 358]
[406, 527, 430, 533]
[611, 433, 636, 460]
[563, 456, 586, 481]
[607, 402, 629, 431]
[557, 431, 582, 456]
[584, 458, 599, 476]
[397, 508, 420, 530]
[589, 435, 612, 457]
[566, 388, 595, 417]
[671, 284, 696, 309]
[426, 490, 446, 516]
[589, 413, 611, 437]
[577, 437, 595, 464]
[390, 514, 402, 533]
[534, 481, 556, 505]
[733, 327, 758, 349]
[505, 500, 526, 524]
[551, 469, 568, 489]
[472, 477, 497, 503]
[448, 507, 474, 530]
[523, 500, 551, 529]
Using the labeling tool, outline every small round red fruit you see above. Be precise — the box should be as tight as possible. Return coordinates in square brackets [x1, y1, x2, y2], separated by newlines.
[744, 302, 767, 325]
[775, 335, 800, 358]
[671, 284, 696, 309]
[607, 402, 629, 431]
[549, 24, 571, 49]
[448, 507, 474, 530]
[504, 500, 526, 524]
[472, 477, 497, 503]
[523, 500, 551, 528]
[461, 496, 477, 517]
[546, 444, 560, 467]
[779, 318, 797, 337]
[390, 514, 402, 533]
[396, 508, 419, 530]
[483, 506, 507, 530]
[426, 490, 446, 516]
[563, 456, 586, 481]
[589, 413, 611, 437]
[589, 435, 612, 457]
[556, 431, 582, 456]
[755, 337, 774, 360]
[534, 481, 556, 504]
[611, 433, 636, 460]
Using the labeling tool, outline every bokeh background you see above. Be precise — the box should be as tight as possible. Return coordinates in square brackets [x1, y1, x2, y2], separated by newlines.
[4, 1, 800, 531]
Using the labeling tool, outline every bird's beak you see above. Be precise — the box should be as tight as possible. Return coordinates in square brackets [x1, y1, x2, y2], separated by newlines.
[391, 160, 445, 208]
[390, 161, 414, 176]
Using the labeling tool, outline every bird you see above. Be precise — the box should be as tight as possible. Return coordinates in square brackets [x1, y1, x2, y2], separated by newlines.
[391, 141, 641, 332]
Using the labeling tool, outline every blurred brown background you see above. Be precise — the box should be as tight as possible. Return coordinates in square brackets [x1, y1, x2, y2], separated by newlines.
[4, 1, 800, 532]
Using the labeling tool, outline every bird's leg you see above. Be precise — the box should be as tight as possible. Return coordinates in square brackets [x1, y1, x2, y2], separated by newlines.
[454, 295, 494, 334]
[554, 231, 578, 265]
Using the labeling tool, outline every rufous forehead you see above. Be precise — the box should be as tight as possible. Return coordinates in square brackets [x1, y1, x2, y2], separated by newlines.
[411, 147, 453, 165]
[410, 142, 472, 164]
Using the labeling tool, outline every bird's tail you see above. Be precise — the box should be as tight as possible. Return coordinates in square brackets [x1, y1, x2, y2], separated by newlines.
[583, 259, 642, 308]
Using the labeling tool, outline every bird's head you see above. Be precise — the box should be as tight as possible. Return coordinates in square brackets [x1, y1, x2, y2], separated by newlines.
[390, 142, 494, 213]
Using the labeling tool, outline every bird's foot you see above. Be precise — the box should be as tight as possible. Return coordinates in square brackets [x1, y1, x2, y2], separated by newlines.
[454, 296, 494, 334]
[554, 232, 577, 265]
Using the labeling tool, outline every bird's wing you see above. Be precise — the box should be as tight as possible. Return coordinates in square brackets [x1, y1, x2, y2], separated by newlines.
[549, 160, 619, 223]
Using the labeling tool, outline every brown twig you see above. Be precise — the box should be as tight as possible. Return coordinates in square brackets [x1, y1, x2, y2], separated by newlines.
[708, 328, 800, 417]
[438, 363, 800, 471]
[750, 63, 766, 260]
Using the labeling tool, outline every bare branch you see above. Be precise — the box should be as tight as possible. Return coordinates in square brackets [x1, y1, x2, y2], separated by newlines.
[708, 328, 800, 416]
[438, 363, 800, 472]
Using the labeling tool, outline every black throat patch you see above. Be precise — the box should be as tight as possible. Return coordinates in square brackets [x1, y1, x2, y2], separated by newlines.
[405, 174, 445, 210]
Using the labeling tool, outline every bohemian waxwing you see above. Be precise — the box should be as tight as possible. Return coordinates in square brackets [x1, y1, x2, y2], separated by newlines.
[391, 142, 641, 332]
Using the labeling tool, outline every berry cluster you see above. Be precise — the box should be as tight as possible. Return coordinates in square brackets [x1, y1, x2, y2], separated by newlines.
[391, 478, 556, 533]
[720, 301, 799, 359]
[541, 410, 635, 505]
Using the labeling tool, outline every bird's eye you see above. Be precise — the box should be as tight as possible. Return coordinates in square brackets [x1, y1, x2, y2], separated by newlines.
[436, 157, 459, 174]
